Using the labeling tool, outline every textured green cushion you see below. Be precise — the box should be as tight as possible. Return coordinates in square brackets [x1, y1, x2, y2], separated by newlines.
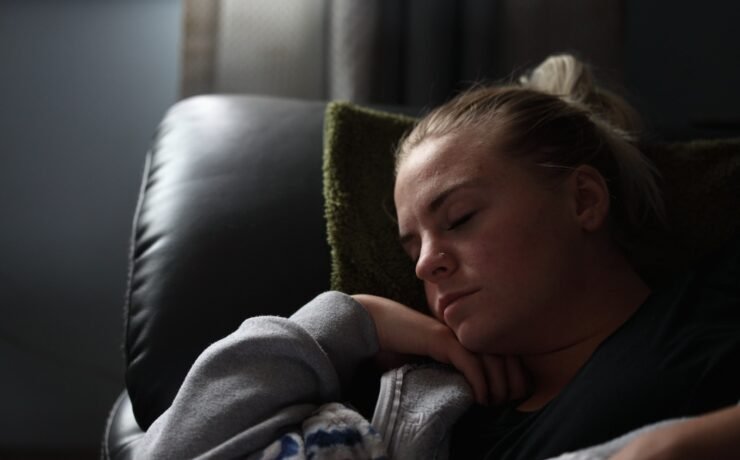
[323, 101, 740, 305]
[323, 102, 426, 309]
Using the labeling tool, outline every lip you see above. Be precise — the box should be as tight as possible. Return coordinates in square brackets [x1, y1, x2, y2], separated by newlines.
[438, 288, 480, 319]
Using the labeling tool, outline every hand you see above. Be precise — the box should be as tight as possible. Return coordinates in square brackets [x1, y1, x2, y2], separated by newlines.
[352, 294, 530, 406]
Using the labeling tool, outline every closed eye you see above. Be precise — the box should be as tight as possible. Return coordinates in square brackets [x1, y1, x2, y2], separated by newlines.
[448, 212, 475, 230]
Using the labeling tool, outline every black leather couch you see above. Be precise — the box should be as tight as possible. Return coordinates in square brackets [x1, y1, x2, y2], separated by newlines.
[102, 92, 740, 459]
[104, 95, 348, 459]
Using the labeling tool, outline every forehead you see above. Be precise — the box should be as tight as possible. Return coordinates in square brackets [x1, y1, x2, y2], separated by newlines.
[394, 133, 497, 209]
[394, 134, 498, 193]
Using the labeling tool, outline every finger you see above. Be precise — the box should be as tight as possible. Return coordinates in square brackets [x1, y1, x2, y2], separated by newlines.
[481, 354, 509, 405]
[447, 345, 488, 406]
[504, 355, 531, 401]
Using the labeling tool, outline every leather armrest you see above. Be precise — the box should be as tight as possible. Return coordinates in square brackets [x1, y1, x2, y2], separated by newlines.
[103, 391, 144, 460]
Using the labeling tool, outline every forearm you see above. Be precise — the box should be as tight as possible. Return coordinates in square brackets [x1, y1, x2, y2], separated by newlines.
[669, 404, 740, 459]
[611, 403, 740, 460]
[134, 291, 379, 459]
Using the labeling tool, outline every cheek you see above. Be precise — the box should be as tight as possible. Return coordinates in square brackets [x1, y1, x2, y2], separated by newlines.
[473, 236, 529, 281]
[469, 213, 560, 284]
[473, 217, 533, 264]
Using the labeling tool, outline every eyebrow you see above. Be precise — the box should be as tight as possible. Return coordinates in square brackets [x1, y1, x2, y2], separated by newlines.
[398, 179, 483, 246]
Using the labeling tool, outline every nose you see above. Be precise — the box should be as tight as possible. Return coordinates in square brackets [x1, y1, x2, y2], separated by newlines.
[415, 247, 456, 282]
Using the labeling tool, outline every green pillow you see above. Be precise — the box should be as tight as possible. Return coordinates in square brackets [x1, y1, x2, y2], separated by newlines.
[323, 102, 426, 309]
[323, 101, 740, 302]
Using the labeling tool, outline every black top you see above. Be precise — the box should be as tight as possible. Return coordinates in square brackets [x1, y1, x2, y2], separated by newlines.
[451, 235, 740, 460]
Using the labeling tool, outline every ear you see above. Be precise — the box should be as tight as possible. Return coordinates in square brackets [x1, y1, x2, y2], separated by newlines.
[568, 165, 610, 232]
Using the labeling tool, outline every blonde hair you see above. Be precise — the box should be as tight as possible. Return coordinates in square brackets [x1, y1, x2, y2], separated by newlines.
[396, 54, 666, 250]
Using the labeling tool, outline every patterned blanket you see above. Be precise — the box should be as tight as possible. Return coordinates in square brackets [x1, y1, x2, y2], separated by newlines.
[256, 403, 387, 460]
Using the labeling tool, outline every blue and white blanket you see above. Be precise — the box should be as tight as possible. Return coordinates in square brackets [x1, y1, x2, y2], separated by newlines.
[257, 403, 387, 460]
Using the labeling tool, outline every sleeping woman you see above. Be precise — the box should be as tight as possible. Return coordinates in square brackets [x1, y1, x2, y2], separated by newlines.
[132, 54, 740, 459]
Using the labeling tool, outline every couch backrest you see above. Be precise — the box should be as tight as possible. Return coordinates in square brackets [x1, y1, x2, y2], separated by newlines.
[124, 95, 332, 429]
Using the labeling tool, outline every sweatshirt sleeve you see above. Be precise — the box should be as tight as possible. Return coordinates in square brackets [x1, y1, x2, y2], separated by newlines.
[132, 291, 380, 459]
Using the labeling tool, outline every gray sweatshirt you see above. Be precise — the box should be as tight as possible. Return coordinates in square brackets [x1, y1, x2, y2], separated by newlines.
[131, 291, 689, 459]
[133, 291, 382, 459]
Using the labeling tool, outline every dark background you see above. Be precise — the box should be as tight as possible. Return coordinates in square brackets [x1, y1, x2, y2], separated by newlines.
[0, 1, 181, 458]
[0, 0, 738, 457]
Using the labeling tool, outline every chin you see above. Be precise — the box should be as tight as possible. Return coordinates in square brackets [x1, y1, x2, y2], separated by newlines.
[455, 325, 490, 353]
[456, 323, 511, 354]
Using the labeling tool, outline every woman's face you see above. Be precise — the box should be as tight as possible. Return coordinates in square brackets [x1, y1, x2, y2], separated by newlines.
[394, 131, 590, 354]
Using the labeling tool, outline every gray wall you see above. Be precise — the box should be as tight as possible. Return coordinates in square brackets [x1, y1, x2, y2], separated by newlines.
[0, 0, 181, 451]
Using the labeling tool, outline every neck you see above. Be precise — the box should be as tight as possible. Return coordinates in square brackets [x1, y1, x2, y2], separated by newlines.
[517, 248, 650, 412]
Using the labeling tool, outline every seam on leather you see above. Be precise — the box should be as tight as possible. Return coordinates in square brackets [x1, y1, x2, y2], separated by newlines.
[122, 149, 152, 367]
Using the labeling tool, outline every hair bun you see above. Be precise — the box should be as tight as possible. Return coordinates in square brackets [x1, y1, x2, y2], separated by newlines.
[520, 54, 593, 104]
[521, 53, 642, 134]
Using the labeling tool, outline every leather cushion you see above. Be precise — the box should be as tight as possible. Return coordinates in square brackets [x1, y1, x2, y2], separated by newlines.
[124, 95, 332, 429]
